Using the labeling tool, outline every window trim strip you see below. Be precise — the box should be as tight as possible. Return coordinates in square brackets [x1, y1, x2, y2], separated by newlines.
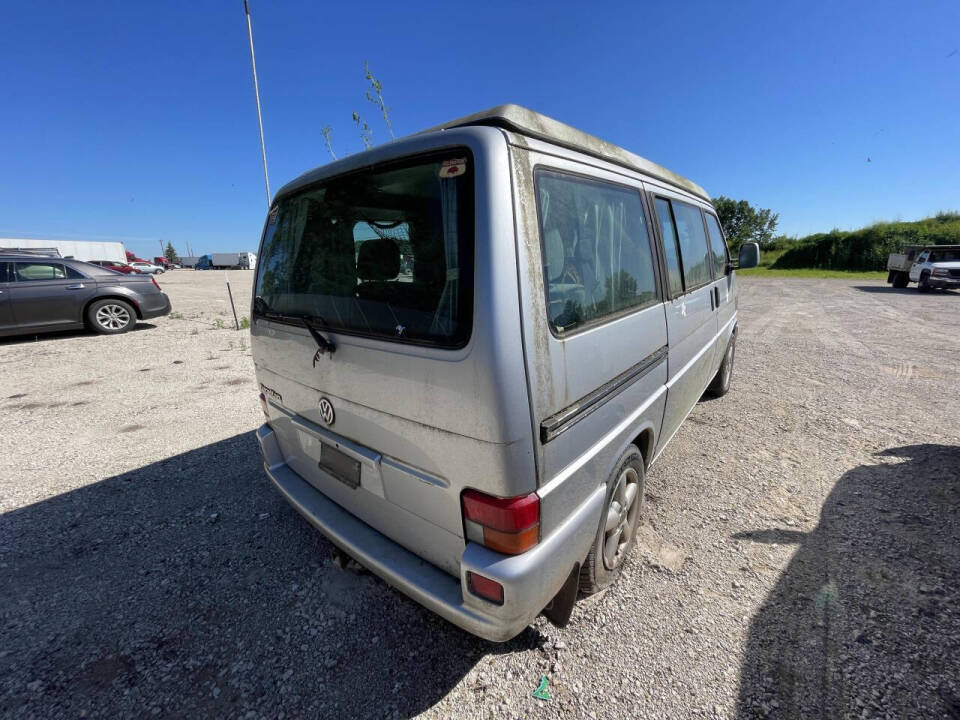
[539, 344, 668, 444]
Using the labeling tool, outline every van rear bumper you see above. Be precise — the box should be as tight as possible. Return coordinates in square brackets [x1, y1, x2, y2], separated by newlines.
[257, 424, 603, 642]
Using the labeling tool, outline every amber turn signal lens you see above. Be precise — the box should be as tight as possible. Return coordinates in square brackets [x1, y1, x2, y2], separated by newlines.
[482, 524, 540, 555]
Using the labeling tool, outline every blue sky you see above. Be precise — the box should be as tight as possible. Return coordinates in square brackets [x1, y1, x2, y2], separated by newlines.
[1, 0, 957, 259]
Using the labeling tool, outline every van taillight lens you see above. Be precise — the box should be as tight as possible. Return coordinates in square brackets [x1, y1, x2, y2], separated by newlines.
[151, 276, 161, 290]
[462, 490, 540, 555]
[467, 572, 504, 605]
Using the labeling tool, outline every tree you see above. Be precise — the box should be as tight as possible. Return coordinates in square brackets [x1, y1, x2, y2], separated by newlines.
[163, 242, 180, 264]
[712, 196, 779, 248]
[322, 61, 394, 159]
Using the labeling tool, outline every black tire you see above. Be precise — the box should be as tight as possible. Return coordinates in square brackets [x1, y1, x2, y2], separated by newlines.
[918, 273, 931, 292]
[580, 445, 645, 594]
[892, 272, 908, 289]
[706, 332, 736, 397]
[87, 298, 137, 334]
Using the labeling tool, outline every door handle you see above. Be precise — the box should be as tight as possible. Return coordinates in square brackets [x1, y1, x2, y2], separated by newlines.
[713, 287, 720, 309]
[66, 284, 85, 289]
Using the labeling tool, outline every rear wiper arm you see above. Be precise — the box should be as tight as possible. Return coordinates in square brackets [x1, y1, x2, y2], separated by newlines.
[254, 301, 336, 360]
[301, 315, 336, 362]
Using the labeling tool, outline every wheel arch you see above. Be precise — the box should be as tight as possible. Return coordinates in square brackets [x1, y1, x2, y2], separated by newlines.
[629, 426, 656, 470]
[83, 294, 143, 322]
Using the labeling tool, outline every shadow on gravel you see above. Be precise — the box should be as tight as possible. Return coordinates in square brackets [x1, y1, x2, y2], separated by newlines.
[0, 323, 157, 345]
[733, 444, 960, 719]
[0, 433, 527, 718]
[852, 285, 959, 295]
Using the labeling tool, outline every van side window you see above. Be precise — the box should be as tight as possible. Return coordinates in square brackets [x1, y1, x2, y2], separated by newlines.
[655, 198, 683, 297]
[671, 201, 712, 289]
[704, 212, 729, 276]
[535, 170, 658, 334]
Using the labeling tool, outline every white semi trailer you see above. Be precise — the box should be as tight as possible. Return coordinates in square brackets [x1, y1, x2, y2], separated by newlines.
[0, 238, 126, 263]
[209, 252, 257, 269]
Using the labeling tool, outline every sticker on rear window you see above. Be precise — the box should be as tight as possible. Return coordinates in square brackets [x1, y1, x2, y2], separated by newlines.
[268, 205, 280, 224]
[439, 158, 467, 179]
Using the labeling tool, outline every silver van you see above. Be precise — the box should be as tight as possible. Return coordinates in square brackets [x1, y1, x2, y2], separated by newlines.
[251, 105, 758, 641]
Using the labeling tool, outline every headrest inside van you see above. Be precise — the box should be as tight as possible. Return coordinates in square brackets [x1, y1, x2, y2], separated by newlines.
[357, 238, 400, 281]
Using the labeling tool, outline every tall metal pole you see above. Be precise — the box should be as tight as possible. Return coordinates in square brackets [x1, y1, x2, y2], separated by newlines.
[244, 0, 271, 207]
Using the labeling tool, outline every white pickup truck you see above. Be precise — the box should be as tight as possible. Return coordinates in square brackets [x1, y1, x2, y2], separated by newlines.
[887, 244, 960, 291]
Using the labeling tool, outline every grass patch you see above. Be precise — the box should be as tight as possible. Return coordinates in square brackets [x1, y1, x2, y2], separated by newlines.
[738, 266, 887, 280]
[737, 247, 885, 279]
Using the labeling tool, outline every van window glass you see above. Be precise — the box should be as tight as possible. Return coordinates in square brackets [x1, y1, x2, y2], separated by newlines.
[0, 263, 10, 283]
[14, 263, 67, 281]
[672, 202, 713, 288]
[704, 212, 729, 276]
[535, 170, 657, 334]
[655, 198, 684, 296]
[254, 151, 474, 347]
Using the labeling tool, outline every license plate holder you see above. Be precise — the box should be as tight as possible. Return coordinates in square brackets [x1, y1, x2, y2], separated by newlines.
[318, 443, 361, 489]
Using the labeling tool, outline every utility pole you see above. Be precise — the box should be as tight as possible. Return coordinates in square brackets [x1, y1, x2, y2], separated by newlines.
[244, 0, 271, 208]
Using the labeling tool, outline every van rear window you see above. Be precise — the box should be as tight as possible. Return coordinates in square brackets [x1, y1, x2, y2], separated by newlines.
[254, 151, 474, 347]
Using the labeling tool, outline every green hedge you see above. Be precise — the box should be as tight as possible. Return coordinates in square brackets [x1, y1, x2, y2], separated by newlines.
[772, 213, 960, 271]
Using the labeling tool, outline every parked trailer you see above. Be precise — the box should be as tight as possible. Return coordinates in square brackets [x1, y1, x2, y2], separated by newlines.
[203, 252, 258, 269]
[0, 238, 126, 263]
[180, 256, 201, 268]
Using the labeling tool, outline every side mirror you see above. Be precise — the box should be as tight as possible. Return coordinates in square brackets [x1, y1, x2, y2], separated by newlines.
[738, 242, 760, 270]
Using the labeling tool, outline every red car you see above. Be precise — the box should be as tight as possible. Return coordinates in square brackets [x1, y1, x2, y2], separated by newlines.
[89, 260, 141, 274]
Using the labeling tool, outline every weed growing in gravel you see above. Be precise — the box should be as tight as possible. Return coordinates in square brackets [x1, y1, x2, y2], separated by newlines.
[239, 316, 250, 329]
[168, 311, 183, 320]
[213, 318, 225, 330]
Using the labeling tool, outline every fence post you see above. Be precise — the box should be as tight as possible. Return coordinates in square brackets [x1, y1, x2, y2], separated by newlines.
[226, 275, 240, 330]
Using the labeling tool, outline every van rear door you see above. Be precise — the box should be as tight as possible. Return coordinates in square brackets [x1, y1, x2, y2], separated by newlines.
[251, 132, 535, 576]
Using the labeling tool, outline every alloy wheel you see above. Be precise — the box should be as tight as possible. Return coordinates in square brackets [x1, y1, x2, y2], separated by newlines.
[95, 303, 131, 330]
[602, 466, 642, 570]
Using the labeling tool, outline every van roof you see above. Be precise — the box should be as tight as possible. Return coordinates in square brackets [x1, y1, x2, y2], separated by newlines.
[422, 104, 710, 201]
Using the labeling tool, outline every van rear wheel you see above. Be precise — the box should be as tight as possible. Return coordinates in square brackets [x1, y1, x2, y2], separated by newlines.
[580, 445, 645, 594]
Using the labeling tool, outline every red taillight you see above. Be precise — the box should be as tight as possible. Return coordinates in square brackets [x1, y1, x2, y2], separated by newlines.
[462, 490, 540, 555]
[259, 392, 269, 418]
[467, 572, 504, 605]
[151, 276, 161, 290]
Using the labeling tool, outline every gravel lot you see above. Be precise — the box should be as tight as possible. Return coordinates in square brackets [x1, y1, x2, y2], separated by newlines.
[1, 273, 958, 719]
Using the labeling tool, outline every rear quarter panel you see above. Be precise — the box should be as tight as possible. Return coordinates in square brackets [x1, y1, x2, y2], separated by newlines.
[508, 139, 669, 537]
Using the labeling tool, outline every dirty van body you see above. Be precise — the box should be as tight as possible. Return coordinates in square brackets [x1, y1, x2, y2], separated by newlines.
[251, 105, 757, 641]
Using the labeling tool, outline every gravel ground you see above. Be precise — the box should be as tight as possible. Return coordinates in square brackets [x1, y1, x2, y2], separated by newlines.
[1, 273, 958, 719]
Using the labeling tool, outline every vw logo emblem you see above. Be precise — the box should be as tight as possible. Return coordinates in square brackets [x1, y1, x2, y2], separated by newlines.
[318, 397, 335, 426]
